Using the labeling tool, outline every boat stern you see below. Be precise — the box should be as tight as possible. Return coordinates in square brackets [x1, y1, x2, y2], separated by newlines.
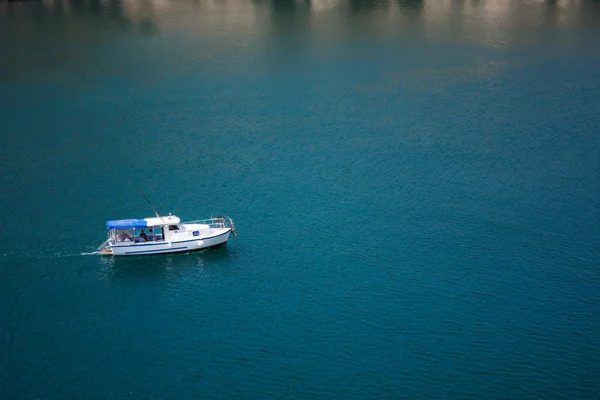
[97, 239, 114, 256]
[99, 246, 113, 256]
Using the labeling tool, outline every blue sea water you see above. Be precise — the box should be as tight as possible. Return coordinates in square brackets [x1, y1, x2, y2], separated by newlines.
[1, 0, 600, 398]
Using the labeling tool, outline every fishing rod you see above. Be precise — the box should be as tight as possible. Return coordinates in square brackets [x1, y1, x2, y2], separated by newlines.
[137, 187, 163, 220]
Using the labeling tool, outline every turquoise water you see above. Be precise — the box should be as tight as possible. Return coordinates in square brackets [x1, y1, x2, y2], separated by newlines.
[2, 0, 600, 398]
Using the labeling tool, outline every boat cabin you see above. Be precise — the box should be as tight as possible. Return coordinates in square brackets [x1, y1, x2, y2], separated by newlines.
[106, 215, 183, 245]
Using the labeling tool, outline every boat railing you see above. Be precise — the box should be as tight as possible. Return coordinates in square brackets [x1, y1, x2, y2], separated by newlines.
[184, 216, 235, 230]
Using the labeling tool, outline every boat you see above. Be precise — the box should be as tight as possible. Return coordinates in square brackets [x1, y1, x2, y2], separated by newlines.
[97, 214, 236, 256]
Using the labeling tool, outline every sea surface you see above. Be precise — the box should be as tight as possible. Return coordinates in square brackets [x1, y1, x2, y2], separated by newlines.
[1, 0, 600, 398]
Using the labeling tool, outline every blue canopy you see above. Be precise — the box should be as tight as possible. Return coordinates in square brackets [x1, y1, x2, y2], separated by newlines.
[106, 219, 148, 229]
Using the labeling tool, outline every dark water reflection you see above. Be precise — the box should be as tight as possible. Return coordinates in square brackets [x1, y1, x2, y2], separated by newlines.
[3, 0, 597, 83]
[2, 0, 598, 42]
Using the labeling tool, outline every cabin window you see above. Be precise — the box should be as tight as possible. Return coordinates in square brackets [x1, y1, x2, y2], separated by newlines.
[116, 229, 134, 242]
[193, 231, 200, 237]
[168, 225, 180, 231]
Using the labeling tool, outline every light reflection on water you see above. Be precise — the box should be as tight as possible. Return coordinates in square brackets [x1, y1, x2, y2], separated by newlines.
[2, 0, 597, 41]
[2, 0, 598, 84]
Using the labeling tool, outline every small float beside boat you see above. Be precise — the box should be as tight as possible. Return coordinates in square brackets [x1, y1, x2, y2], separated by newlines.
[97, 214, 236, 256]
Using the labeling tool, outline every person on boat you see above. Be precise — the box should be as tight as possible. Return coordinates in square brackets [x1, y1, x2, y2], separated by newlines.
[119, 231, 132, 242]
[139, 230, 148, 242]
[148, 228, 155, 241]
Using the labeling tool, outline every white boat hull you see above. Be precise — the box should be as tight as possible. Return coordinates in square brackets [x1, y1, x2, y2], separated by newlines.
[105, 228, 231, 256]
